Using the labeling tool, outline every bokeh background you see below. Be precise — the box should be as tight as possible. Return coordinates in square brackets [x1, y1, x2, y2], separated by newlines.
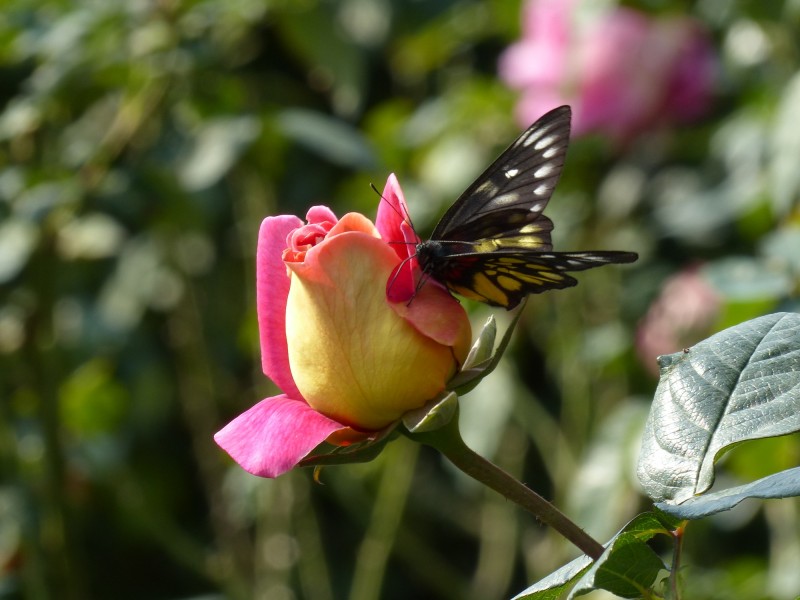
[2, 0, 800, 598]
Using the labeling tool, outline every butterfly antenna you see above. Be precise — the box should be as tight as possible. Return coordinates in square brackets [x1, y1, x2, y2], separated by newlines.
[369, 181, 426, 306]
[369, 182, 418, 233]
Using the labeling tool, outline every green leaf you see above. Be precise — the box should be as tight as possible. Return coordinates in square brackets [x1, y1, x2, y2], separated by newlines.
[513, 513, 672, 600]
[638, 312, 800, 504]
[656, 466, 800, 519]
[569, 534, 664, 599]
[510, 555, 593, 600]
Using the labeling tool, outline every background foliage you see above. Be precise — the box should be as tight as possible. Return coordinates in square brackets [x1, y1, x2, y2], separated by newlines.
[1, 0, 799, 598]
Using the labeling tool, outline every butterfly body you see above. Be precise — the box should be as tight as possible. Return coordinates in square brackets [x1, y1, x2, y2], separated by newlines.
[412, 105, 637, 309]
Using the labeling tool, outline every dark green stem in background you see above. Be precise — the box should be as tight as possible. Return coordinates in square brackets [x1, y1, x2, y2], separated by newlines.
[404, 413, 605, 560]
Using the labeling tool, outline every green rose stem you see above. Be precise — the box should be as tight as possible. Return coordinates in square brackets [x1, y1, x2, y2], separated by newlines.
[405, 412, 605, 560]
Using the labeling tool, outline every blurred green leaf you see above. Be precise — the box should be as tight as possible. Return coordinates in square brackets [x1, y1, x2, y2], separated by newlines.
[566, 402, 650, 541]
[56, 212, 126, 260]
[178, 116, 261, 191]
[60, 359, 128, 436]
[273, 2, 367, 117]
[0, 219, 38, 283]
[726, 432, 800, 482]
[760, 225, 800, 276]
[276, 109, 377, 169]
[703, 257, 793, 301]
[770, 70, 800, 216]
[15, 181, 79, 221]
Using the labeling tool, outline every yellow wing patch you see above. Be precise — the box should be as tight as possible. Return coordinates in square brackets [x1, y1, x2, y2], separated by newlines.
[446, 260, 572, 307]
[471, 230, 551, 253]
[469, 273, 511, 306]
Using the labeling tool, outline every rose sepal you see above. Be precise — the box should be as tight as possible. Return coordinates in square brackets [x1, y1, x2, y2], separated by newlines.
[448, 298, 528, 394]
[402, 391, 459, 433]
[298, 423, 400, 468]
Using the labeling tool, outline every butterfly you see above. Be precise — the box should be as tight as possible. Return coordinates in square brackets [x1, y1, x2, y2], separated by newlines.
[412, 105, 637, 310]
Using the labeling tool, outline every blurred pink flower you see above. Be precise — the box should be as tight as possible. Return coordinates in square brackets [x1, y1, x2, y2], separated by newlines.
[214, 175, 472, 478]
[636, 265, 721, 375]
[499, 0, 717, 143]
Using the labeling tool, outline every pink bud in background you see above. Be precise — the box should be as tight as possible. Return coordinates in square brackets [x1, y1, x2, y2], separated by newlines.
[636, 265, 721, 375]
[499, 0, 717, 143]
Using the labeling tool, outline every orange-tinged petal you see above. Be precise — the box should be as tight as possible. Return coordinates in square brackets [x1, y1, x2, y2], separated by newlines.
[327, 211, 381, 238]
[285, 230, 462, 430]
[389, 282, 472, 363]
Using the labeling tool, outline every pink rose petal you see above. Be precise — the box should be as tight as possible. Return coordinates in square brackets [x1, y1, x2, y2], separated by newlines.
[306, 205, 338, 225]
[257, 215, 304, 401]
[375, 175, 421, 303]
[214, 395, 349, 478]
[375, 173, 416, 257]
[385, 219, 420, 303]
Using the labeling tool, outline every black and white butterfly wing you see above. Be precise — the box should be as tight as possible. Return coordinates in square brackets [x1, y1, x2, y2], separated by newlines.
[429, 105, 571, 246]
[414, 104, 638, 310]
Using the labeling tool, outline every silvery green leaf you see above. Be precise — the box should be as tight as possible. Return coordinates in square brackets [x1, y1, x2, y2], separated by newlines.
[656, 466, 800, 519]
[638, 313, 800, 504]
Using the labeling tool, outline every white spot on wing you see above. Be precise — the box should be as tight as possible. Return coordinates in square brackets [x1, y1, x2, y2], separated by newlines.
[476, 180, 497, 194]
[522, 132, 543, 147]
[505, 168, 519, 178]
[533, 183, 550, 196]
[534, 135, 555, 151]
[542, 146, 559, 159]
[534, 164, 554, 178]
[528, 201, 545, 212]
[492, 192, 520, 206]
